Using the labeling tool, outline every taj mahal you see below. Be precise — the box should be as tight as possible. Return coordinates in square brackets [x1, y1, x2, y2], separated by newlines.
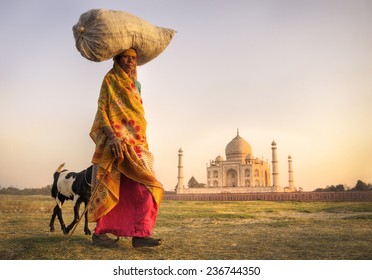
[175, 130, 296, 194]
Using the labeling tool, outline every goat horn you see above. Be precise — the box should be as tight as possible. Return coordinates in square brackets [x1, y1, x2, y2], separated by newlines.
[55, 163, 65, 173]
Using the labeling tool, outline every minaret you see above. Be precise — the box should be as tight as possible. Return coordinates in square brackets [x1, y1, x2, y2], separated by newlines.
[271, 141, 280, 191]
[176, 148, 184, 193]
[288, 155, 295, 192]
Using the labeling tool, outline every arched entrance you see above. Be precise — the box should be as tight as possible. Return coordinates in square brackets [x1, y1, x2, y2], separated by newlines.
[226, 169, 238, 187]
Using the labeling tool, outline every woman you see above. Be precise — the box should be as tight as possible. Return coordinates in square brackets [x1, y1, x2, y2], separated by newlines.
[88, 48, 164, 248]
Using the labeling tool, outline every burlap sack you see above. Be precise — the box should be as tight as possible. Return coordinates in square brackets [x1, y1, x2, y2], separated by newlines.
[72, 9, 176, 65]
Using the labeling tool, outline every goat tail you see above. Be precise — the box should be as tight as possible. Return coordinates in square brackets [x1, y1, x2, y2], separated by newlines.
[51, 163, 65, 198]
[55, 163, 65, 173]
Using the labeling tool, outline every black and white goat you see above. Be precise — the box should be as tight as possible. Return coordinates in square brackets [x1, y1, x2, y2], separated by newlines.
[49, 163, 93, 235]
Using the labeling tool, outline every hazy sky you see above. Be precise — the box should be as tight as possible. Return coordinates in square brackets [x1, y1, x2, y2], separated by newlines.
[0, 0, 371, 191]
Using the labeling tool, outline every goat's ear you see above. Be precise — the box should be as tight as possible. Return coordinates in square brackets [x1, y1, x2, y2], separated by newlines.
[55, 163, 66, 173]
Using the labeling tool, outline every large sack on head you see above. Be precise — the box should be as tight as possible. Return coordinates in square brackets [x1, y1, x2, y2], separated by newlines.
[72, 9, 176, 65]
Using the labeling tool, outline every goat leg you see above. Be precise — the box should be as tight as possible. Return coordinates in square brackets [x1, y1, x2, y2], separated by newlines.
[66, 201, 81, 233]
[49, 205, 59, 232]
[83, 200, 91, 235]
[55, 206, 68, 234]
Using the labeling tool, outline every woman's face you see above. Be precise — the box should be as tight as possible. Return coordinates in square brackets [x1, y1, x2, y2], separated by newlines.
[117, 53, 137, 74]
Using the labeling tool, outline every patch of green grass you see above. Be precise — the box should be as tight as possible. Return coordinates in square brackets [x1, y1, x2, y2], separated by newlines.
[343, 214, 372, 220]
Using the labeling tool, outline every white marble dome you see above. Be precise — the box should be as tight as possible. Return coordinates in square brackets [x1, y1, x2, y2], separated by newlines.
[215, 155, 224, 162]
[225, 132, 252, 162]
[245, 154, 254, 161]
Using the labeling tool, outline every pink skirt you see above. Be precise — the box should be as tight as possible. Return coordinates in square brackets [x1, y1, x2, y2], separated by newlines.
[94, 174, 158, 237]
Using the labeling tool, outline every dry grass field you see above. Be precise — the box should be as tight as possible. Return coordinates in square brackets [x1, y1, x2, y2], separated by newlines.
[1, 194, 372, 260]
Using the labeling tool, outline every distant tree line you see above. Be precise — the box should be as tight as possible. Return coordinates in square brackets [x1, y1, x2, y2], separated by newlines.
[188, 176, 206, 188]
[0, 185, 52, 195]
[313, 180, 372, 192]
[0, 180, 371, 195]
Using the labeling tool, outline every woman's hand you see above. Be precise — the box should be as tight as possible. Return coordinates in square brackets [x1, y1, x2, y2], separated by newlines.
[103, 126, 124, 158]
[108, 136, 124, 159]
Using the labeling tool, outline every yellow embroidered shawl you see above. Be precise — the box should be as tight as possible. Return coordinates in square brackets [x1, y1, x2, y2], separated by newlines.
[88, 61, 164, 222]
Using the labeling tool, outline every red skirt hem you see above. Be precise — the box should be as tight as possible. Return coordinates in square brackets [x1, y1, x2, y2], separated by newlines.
[94, 174, 158, 238]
